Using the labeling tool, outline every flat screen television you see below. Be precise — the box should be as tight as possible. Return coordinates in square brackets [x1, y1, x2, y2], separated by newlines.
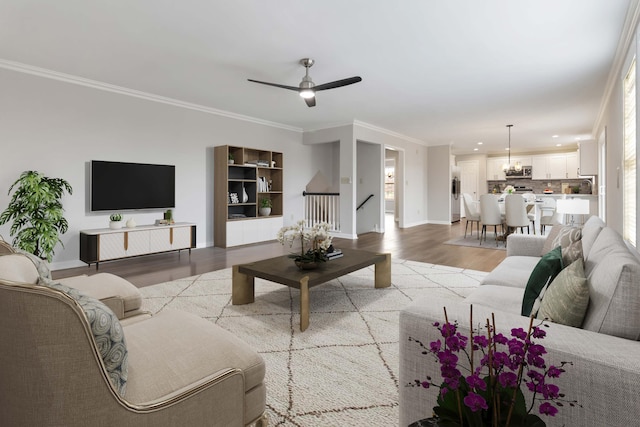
[91, 160, 175, 211]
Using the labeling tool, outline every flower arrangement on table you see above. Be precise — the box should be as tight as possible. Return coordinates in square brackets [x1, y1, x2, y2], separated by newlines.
[409, 307, 577, 427]
[503, 185, 515, 195]
[277, 220, 333, 266]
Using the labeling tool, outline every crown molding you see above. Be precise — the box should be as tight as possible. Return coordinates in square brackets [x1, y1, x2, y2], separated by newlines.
[352, 120, 427, 146]
[0, 59, 303, 133]
[593, 0, 640, 135]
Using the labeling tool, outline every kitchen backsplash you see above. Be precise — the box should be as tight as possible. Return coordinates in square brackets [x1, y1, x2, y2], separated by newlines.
[487, 178, 596, 194]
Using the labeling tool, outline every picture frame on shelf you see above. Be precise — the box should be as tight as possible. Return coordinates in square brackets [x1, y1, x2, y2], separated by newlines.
[229, 192, 240, 204]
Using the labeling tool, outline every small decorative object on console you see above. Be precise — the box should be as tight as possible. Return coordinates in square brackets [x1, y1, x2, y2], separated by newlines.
[409, 306, 577, 427]
[503, 185, 515, 195]
[109, 213, 123, 230]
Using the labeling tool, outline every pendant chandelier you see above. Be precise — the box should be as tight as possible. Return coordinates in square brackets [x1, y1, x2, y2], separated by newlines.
[502, 124, 522, 172]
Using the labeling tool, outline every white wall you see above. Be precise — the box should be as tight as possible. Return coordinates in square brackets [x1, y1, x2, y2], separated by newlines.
[356, 141, 383, 234]
[352, 124, 428, 228]
[427, 145, 452, 224]
[0, 68, 337, 269]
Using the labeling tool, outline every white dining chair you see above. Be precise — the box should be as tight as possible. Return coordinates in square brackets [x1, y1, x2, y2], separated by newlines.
[539, 197, 559, 235]
[462, 193, 481, 239]
[479, 194, 504, 246]
[505, 194, 531, 235]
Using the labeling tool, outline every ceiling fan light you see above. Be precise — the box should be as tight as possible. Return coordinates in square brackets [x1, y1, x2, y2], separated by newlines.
[299, 89, 315, 99]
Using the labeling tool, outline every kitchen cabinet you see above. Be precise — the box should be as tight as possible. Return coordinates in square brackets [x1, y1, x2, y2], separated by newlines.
[565, 152, 578, 179]
[578, 141, 598, 175]
[486, 157, 507, 181]
[532, 152, 578, 180]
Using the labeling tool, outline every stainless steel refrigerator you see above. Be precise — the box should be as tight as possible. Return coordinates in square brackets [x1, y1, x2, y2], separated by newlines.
[451, 174, 461, 222]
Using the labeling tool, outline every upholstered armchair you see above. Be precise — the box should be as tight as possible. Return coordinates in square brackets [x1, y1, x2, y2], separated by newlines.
[0, 253, 267, 426]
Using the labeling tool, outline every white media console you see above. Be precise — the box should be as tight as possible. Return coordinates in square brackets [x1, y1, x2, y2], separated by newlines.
[79, 222, 196, 268]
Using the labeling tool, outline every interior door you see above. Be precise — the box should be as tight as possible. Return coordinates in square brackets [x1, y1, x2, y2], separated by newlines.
[458, 160, 479, 217]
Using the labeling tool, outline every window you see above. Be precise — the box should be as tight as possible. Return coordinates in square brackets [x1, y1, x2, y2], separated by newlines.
[623, 58, 636, 246]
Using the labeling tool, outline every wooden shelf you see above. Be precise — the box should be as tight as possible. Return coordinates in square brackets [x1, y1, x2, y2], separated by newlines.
[214, 145, 284, 247]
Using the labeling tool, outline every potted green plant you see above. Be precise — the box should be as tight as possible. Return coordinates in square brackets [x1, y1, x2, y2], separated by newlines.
[0, 170, 73, 262]
[259, 198, 272, 216]
[109, 213, 123, 229]
[228, 153, 235, 165]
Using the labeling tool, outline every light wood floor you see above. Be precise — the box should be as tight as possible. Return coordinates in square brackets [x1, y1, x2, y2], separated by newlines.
[52, 215, 506, 288]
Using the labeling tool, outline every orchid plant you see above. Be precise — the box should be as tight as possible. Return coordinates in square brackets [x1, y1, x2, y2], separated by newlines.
[410, 307, 578, 427]
[277, 220, 333, 263]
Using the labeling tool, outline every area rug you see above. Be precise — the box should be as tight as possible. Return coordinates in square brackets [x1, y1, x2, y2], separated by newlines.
[139, 259, 487, 426]
[444, 233, 506, 250]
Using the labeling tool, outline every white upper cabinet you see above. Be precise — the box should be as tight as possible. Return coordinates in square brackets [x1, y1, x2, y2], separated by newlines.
[565, 152, 578, 179]
[486, 157, 507, 181]
[531, 152, 579, 180]
[578, 141, 598, 175]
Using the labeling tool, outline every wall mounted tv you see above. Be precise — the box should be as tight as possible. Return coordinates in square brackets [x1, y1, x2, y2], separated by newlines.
[91, 160, 175, 211]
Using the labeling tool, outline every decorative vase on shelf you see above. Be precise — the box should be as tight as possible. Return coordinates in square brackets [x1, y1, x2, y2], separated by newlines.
[126, 218, 136, 228]
[259, 207, 271, 216]
[242, 186, 249, 203]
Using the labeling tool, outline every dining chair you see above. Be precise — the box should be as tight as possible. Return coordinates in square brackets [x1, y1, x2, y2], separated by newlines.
[539, 197, 559, 235]
[479, 194, 504, 246]
[462, 193, 481, 239]
[505, 194, 531, 235]
[522, 193, 537, 235]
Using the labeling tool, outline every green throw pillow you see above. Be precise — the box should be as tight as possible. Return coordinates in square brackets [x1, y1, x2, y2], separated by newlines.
[521, 246, 563, 316]
[537, 258, 589, 327]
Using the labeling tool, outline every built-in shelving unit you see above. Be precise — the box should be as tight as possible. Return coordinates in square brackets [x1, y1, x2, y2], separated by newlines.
[214, 145, 284, 248]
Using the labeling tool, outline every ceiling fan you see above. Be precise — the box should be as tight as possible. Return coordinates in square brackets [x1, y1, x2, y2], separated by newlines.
[248, 58, 362, 107]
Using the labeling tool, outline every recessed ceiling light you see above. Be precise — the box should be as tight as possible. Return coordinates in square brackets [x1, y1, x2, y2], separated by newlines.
[505, 147, 510, 151]
[552, 135, 559, 138]
[556, 143, 562, 147]
[477, 142, 483, 145]
[474, 148, 479, 151]
[575, 137, 581, 141]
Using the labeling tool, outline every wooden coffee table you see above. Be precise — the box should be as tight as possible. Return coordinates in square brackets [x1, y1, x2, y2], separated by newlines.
[232, 249, 391, 331]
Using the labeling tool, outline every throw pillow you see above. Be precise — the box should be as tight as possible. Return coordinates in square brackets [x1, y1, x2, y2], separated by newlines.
[14, 248, 52, 280]
[541, 226, 563, 255]
[42, 279, 128, 396]
[521, 246, 563, 316]
[551, 226, 583, 266]
[530, 276, 552, 318]
[537, 258, 589, 328]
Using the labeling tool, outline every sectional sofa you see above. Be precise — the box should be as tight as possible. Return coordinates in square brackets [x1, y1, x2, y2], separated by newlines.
[400, 216, 640, 426]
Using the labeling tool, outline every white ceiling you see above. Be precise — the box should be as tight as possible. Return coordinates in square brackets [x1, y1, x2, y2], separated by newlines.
[0, 0, 633, 155]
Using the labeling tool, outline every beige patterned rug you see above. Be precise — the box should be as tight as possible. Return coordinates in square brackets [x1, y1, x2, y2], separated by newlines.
[139, 259, 487, 426]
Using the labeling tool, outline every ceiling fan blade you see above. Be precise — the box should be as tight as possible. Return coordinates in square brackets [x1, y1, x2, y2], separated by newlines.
[305, 96, 316, 107]
[313, 76, 362, 92]
[247, 79, 300, 92]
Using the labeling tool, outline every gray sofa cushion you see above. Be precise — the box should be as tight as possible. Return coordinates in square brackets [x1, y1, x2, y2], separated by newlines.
[582, 227, 640, 340]
[463, 285, 523, 314]
[480, 256, 540, 289]
[581, 215, 605, 259]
